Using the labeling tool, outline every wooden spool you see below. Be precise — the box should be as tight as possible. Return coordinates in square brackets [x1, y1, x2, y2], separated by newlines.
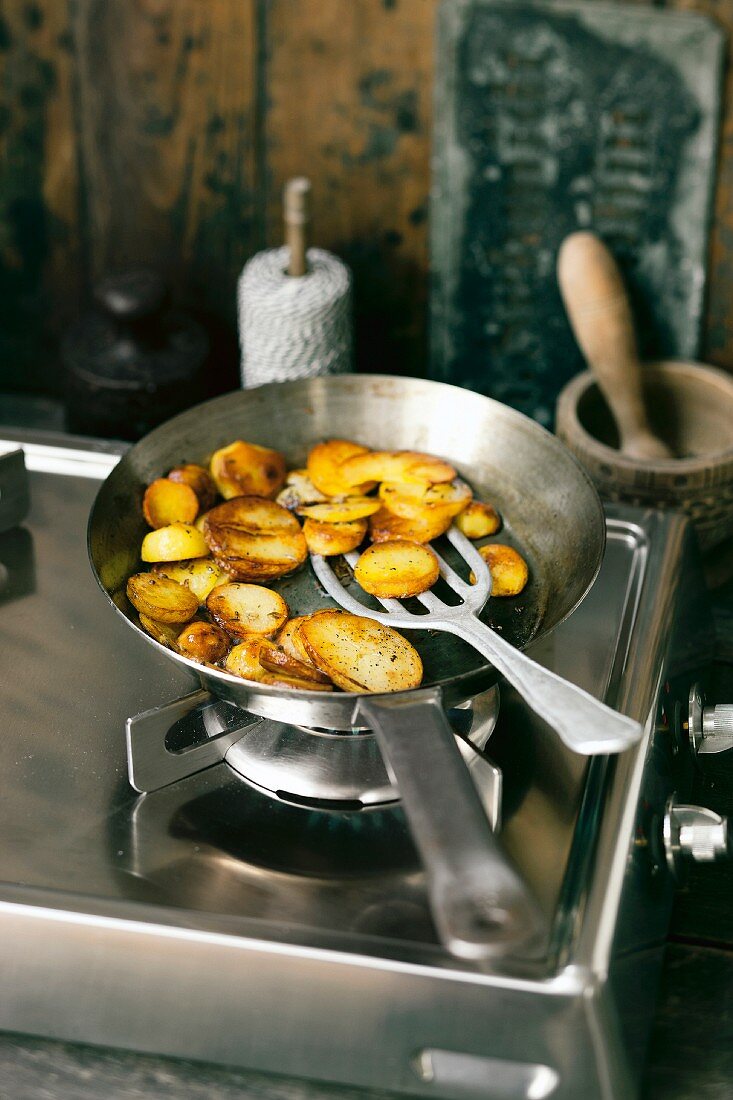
[555, 233, 733, 554]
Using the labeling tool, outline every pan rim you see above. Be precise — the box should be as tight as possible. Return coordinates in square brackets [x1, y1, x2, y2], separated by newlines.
[87, 374, 606, 717]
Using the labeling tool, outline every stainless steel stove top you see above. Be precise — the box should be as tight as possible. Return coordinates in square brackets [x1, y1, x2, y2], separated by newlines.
[0, 430, 719, 1099]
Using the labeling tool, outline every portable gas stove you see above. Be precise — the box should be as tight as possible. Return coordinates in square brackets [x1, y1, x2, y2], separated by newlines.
[0, 432, 730, 1100]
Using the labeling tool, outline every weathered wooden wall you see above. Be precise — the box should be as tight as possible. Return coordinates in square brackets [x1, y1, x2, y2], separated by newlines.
[1, 0, 732, 397]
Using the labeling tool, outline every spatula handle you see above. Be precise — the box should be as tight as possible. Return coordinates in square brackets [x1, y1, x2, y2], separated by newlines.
[557, 231, 671, 460]
[358, 688, 545, 961]
[452, 616, 642, 755]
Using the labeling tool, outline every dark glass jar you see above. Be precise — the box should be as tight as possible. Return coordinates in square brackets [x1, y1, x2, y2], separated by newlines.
[62, 270, 209, 440]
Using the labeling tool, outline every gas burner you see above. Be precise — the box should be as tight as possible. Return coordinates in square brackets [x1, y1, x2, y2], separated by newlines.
[127, 686, 502, 822]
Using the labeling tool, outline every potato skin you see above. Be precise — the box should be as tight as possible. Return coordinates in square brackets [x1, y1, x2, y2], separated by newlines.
[138, 613, 186, 648]
[455, 501, 501, 539]
[176, 621, 231, 663]
[127, 572, 199, 623]
[210, 440, 287, 500]
[475, 544, 529, 596]
[354, 540, 440, 598]
[303, 517, 367, 556]
[168, 464, 217, 511]
[143, 479, 199, 529]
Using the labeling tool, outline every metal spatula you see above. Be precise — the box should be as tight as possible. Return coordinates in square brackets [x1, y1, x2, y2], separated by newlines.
[312, 527, 642, 755]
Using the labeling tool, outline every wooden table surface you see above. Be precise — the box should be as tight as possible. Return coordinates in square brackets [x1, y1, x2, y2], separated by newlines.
[1, 568, 732, 1099]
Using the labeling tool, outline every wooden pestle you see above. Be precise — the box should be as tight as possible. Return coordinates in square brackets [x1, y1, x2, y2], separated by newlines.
[557, 231, 673, 461]
[284, 177, 311, 277]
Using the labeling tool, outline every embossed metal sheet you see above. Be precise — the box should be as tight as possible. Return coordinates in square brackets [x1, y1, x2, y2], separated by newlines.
[431, 0, 724, 425]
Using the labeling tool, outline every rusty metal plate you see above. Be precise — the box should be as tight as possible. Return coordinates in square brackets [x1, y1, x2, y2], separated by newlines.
[431, 0, 725, 426]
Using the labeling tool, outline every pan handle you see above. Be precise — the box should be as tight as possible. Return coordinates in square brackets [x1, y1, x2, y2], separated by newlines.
[357, 688, 546, 962]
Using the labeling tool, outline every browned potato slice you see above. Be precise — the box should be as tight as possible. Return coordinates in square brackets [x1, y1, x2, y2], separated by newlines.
[224, 638, 267, 680]
[471, 544, 529, 596]
[167, 464, 217, 511]
[455, 501, 501, 539]
[138, 613, 187, 648]
[378, 478, 472, 521]
[306, 439, 374, 496]
[276, 615, 323, 668]
[276, 470, 328, 511]
[258, 638, 332, 684]
[207, 582, 288, 639]
[369, 505, 453, 544]
[210, 440, 287, 500]
[296, 497, 380, 523]
[153, 558, 228, 603]
[127, 572, 199, 623]
[176, 620, 231, 663]
[298, 611, 423, 693]
[204, 496, 308, 581]
[354, 540, 440, 598]
[141, 523, 210, 562]
[142, 478, 199, 529]
[302, 517, 367, 556]
[204, 496, 302, 535]
[339, 450, 456, 489]
[224, 637, 332, 691]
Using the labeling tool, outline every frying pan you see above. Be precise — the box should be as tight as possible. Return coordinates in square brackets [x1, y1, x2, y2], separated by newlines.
[89, 374, 606, 961]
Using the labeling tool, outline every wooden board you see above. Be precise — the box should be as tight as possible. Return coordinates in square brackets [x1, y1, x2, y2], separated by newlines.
[262, 0, 434, 378]
[431, 0, 725, 425]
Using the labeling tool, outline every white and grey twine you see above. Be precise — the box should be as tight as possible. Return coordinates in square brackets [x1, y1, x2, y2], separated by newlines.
[237, 246, 352, 388]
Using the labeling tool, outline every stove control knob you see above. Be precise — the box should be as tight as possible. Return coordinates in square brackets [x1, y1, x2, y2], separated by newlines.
[688, 684, 733, 757]
[663, 795, 731, 876]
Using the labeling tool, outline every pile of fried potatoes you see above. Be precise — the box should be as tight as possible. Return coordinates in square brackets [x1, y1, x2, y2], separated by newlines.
[125, 437, 530, 694]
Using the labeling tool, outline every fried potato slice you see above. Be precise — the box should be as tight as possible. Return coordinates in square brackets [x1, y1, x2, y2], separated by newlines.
[167, 464, 217, 511]
[378, 478, 472, 521]
[224, 638, 267, 680]
[302, 517, 367, 556]
[210, 440, 287, 500]
[204, 496, 307, 581]
[258, 638, 332, 684]
[298, 611, 423, 693]
[127, 572, 199, 623]
[207, 582, 288, 639]
[306, 439, 374, 496]
[204, 496, 302, 535]
[455, 501, 501, 539]
[224, 637, 332, 691]
[142, 479, 199, 529]
[354, 540, 440, 598]
[276, 470, 328, 511]
[176, 621, 231, 664]
[368, 505, 453, 544]
[138, 613, 187, 648]
[296, 497, 380, 523]
[471, 544, 529, 596]
[276, 615, 323, 667]
[141, 523, 210, 562]
[339, 450, 456, 489]
[153, 558, 228, 603]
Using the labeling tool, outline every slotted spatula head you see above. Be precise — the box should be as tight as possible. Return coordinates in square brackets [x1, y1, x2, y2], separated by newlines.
[311, 525, 492, 629]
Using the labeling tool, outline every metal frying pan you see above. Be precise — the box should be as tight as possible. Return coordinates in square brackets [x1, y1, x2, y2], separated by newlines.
[89, 374, 607, 961]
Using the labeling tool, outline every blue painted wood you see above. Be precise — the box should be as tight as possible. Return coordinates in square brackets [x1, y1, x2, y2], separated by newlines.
[431, 0, 725, 426]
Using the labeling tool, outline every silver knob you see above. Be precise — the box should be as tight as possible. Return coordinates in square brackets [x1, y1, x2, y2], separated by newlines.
[663, 795, 730, 876]
[688, 684, 733, 756]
